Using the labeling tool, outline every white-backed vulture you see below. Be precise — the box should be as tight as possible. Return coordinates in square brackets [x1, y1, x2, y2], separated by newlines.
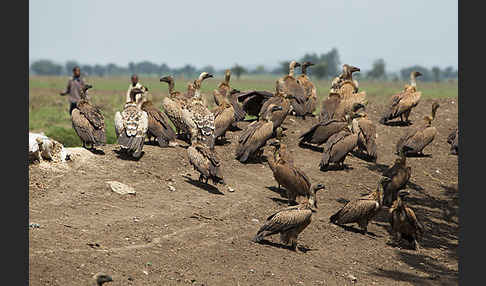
[396, 102, 440, 156]
[297, 61, 317, 116]
[389, 190, 424, 250]
[258, 86, 295, 131]
[380, 71, 423, 125]
[299, 117, 349, 147]
[213, 70, 246, 127]
[139, 88, 177, 148]
[330, 64, 360, 96]
[382, 151, 411, 207]
[114, 88, 149, 158]
[267, 141, 314, 205]
[235, 105, 283, 163]
[187, 141, 225, 186]
[330, 177, 390, 234]
[351, 112, 378, 162]
[319, 116, 358, 170]
[319, 92, 342, 122]
[447, 127, 458, 155]
[212, 96, 236, 141]
[252, 183, 326, 250]
[186, 72, 215, 149]
[71, 84, 106, 150]
[276, 61, 308, 118]
[160, 75, 193, 142]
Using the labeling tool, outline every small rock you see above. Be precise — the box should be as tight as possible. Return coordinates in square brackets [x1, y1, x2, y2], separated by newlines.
[143, 270, 148, 275]
[227, 186, 235, 192]
[346, 274, 357, 283]
[107, 181, 136, 195]
[249, 269, 255, 273]
[168, 185, 176, 192]
[436, 169, 440, 174]
[251, 219, 259, 223]
[133, 217, 139, 222]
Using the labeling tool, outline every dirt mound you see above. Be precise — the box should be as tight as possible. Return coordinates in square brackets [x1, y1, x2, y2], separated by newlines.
[29, 97, 458, 285]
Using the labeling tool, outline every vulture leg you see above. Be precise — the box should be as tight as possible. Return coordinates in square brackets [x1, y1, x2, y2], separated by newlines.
[198, 174, 204, 182]
[205, 177, 209, 184]
[358, 219, 368, 234]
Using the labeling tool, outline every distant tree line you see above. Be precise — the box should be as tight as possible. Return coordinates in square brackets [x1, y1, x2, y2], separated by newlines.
[30, 51, 458, 82]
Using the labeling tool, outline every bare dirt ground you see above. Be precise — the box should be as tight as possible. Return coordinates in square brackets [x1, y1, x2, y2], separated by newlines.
[29, 97, 458, 286]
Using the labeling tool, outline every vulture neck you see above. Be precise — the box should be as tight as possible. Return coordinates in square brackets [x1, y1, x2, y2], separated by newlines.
[410, 73, 417, 88]
[301, 65, 308, 76]
[167, 80, 176, 96]
[224, 70, 231, 85]
[288, 62, 297, 77]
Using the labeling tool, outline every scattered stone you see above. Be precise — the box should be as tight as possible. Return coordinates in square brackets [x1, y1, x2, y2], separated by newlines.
[143, 270, 148, 275]
[227, 186, 235, 192]
[107, 181, 136, 195]
[249, 269, 255, 273]
[168, 185, 176, 192]
[251, 219, 259, 223]
[346, 274, 357, 283]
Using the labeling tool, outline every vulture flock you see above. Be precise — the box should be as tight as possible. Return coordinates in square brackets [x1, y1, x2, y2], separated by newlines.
[67, 62, 458, 252]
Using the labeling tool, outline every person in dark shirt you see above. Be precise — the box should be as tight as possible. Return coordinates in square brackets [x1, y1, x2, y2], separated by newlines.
[60, 66, 87, 114]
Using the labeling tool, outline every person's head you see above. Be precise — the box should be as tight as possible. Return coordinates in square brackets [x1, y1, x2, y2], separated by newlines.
[131, 74, 138, 85]
[72, 66, 81, 77]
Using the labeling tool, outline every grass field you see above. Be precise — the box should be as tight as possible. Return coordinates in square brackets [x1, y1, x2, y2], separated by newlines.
[29, 75, 458, 147]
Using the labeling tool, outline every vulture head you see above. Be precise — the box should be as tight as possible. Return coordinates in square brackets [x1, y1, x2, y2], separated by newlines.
[301, 61, 315, 74]
[160, 75, 174, 83]
[308, 183, 326, 210]
[198, 72, 214, 81]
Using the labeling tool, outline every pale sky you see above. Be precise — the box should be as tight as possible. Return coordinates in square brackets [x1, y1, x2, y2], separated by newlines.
[29, 0, 457, 72]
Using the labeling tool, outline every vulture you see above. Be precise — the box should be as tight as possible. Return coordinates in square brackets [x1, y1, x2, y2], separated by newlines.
[396, 102, 440, 156]
[380, 71, 423, 125]
[382, 151, 411, 207]
[213, 70, 244, 118]
[187, 140, 225, 186]
[319, 115, 359, 171]
[186, 72, 216, 149]
[351, 112, 378, 162]
[276, 60, 308, 117]
[258, 86, 295, 131]
[212, 95, 236, 141]
[252, 183, 326, 250]
[319, 92, 342, 122]
[114, 88, 149, 159]
[267, 141, 313, 205]
[235, 105, 283, 163]
[139, 87, 177, 148]
[330, 177, 390, 234]
[447, 127, 459, 155]
[213, 70, 246, 127]
[389, 190, 424, 250]
[299, 117, 349, 147]
[330, 64, 360, 96]
[237, 90, 274, 119]
[160, 75, 193, 142]
[70, 84, 106, 150]
[297, 61, 317, 116]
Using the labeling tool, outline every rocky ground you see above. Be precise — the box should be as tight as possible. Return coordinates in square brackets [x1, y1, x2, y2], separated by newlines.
[29, 97, 458, 285]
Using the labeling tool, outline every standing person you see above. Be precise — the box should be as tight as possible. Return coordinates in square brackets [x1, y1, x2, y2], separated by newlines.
[126, 74, 147, 103]
[59, 66, 87, 114]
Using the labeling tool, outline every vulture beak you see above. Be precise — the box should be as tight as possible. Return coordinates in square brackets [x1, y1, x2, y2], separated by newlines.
[294, 62, 301, 67]
[415, 72, 423, 77]
[351, 66, 360, 73]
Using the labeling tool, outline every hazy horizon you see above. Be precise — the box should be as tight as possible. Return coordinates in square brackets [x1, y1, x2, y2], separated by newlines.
[29, 0, 457, 72]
